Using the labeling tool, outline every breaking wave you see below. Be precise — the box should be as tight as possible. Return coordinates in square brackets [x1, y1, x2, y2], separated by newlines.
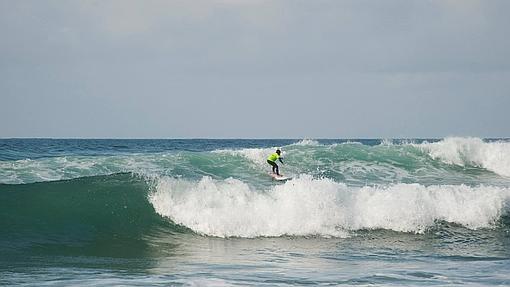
[149, 175, 510, 238]
[417, 137, 510, 177]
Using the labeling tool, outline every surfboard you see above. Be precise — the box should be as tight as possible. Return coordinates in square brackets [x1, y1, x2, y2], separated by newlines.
[268, 172, 291, 181]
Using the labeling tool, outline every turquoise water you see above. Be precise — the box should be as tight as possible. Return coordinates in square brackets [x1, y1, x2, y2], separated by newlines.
[1, 138, 510, 285]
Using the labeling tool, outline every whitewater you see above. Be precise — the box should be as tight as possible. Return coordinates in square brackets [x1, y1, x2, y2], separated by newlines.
[1, 137, 510, 286]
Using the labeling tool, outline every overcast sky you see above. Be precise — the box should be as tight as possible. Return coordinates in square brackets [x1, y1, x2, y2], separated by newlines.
[1, 0, 509, 138]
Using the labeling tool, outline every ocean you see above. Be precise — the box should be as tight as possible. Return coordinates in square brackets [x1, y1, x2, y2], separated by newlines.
[1, 138, 509, 286]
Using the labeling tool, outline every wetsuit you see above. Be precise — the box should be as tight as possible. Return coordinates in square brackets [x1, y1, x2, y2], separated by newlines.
[267, 152, 283, 175]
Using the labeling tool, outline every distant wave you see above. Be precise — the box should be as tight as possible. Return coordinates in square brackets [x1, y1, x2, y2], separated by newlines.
[291, 139, 321, 146]
[2, 137, 510, 185]
[416, 137, 510, 177]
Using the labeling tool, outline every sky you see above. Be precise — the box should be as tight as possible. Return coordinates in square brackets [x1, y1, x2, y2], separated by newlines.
[1, 0, 509, 139]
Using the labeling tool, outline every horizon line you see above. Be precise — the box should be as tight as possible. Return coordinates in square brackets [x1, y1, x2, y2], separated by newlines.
[1, 136, 509, 140]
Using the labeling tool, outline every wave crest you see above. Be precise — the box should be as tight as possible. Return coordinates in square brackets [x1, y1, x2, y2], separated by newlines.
[418, 137, 510, 177]
[292, 139, 320, 146]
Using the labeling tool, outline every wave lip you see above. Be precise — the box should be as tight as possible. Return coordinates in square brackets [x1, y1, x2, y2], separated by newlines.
[417, 137, 510, 177]
[149, 175, 510, 238]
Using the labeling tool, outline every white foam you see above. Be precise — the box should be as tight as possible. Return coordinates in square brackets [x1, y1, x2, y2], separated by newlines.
[149, 175, 510, 238]
[213, 147, 278, 169]
[150, 175, 348, 238]
[417, 137, 510, 177]
[0, 153, 180, 184]
[379, 139, 394, 146]
[292, 139, 320, 146]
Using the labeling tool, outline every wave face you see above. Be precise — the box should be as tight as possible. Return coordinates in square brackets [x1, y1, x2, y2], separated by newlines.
[1, 137, 510, 242]
[0, 174, 182, 257]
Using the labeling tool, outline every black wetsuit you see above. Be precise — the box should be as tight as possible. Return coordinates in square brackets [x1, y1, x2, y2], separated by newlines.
[267, 159, 279, 175]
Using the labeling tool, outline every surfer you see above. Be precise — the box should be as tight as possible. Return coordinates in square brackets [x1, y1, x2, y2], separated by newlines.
[267, 149, 283, 176]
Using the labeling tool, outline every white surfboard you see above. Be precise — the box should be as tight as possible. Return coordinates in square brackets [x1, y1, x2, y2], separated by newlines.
[268, 172, 291, 181]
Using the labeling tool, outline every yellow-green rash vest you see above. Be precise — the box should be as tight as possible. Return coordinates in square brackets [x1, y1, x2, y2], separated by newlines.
[267, 153, 280, 162]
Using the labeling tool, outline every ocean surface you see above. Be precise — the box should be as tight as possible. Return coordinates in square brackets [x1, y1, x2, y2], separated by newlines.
[1, 138, 510, 286]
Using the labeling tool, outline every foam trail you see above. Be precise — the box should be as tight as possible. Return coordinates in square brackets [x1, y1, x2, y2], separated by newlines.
[149, 175, 510, 238]
[418, 137, 510, 177]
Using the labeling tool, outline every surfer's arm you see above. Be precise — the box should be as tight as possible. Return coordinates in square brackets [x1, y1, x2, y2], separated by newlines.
[279, 158, 284, 164]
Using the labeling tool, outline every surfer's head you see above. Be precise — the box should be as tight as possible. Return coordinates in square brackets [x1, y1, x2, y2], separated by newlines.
[276, 149, 281, 155]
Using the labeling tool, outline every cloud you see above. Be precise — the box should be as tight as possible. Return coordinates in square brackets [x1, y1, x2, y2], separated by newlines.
[0, 0, 509, 137]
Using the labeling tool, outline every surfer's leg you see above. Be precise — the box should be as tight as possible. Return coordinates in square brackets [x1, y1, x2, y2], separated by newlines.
[267, 160, 278, 174]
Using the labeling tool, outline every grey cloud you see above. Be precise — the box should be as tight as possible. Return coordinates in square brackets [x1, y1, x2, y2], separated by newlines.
[1, 0, 509, 138]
